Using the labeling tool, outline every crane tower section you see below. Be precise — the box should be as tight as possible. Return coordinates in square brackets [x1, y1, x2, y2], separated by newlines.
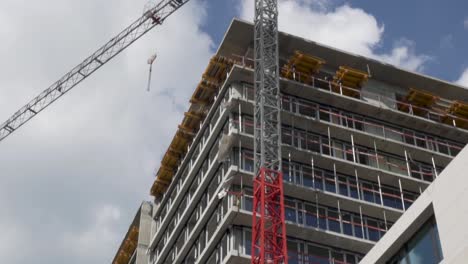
[252, 0, 288, 263]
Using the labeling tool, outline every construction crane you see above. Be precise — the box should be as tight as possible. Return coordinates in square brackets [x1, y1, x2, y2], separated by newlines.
[0, 0, 287, 263]
[0, 0, 189, 142]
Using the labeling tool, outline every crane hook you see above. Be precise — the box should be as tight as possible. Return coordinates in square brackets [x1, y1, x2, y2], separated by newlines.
[147, 53, 157, 92]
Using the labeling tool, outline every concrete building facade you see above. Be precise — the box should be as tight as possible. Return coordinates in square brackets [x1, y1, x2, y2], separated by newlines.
[129, 19, 468, 264]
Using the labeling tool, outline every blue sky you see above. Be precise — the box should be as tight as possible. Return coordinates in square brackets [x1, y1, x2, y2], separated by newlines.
[203, 0, 468, 83]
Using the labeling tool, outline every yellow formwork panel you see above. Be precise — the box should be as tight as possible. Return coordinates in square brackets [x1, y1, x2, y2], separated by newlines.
[449, 101, 468, 118]
[333, 66, 369, 88]
[406, 88, 438, 107]
[151, 55, 235, 197]
[282, 51, 325, 83]
[113, 226, 139, 264]
[397, 88, 438, 115]
[180, 115, 200, 131]
[442, 115, 468, 129]
[331, 66, 369, 98]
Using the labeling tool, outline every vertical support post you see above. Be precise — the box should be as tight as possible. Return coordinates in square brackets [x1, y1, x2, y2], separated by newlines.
[311, 158, 316, 189]
[337, 200, 343, 234]
[239, 101, 242, 132]
[398, 179, 406, 211]
[354, 169, 362, 201]
[359, 206, 365, 239]
[328, 126, 332, 155]
[404, 150, 411, 178]
[288, 152, 292, 182]
[377, 174, 384, 206]
[333, 163, 338, 193]
[383, 210, 388, 231]
[432, 156, 438, 178]
[374, 140, 380, 169]
[239, 139, 242, 169]
[351, 134, 357, 163]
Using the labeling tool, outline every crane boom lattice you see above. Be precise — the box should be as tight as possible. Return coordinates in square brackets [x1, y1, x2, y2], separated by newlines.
[0, 0, 189, 142]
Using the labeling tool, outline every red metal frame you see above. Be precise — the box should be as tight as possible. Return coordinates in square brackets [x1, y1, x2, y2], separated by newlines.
[251, 167, 288, 264]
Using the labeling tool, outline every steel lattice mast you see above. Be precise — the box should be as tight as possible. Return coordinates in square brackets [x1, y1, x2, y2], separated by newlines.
[0, 0, 190, 143]
[251, 0, 288, 263]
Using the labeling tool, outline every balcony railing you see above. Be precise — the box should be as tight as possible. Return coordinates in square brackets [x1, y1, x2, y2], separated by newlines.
[231, 82, 463, 158]
[229, 55, 468, 132]
[233, 117, 440, 183]
[234, 148, 417, 212]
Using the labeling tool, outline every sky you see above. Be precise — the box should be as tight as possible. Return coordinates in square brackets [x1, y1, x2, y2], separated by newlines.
[0, 0, 467, 263]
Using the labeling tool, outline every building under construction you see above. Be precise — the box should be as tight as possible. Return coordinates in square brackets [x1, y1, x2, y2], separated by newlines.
[112, 19, 468, 264]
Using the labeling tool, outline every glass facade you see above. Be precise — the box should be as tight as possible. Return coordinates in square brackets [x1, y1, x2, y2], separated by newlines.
[388, 217, 443, 264]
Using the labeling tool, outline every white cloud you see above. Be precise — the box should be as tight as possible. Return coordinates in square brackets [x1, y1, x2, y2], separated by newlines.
[0, 0, 213, 263]
[0, 220, 26, 263]
[62, 205, 122, 261]
[239, 0, 430, 72]
[456, 68, 468, 88]
[464, 17, 468, 30]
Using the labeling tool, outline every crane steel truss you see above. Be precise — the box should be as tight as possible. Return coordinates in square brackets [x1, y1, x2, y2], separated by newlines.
[252, 0, 288, 263]
[0, 0, 189, 142]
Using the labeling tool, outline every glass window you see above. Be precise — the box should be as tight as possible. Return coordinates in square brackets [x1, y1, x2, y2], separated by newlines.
[305, 204, 318, 228]
[306, 244, 329, 264]
[244, 230, 252, 256]
[388, 217, 443, 264]
[342, 213, 353, 236]
[362, 183, 376, 203]
[314, 170, 324, 191]
[287, 241, 299, 264]
[328, 210, 341, 233]
[324, 172, 336, 193]
[349, 179, 359, 199]
[298, 100, 317, 118]
[333, 141, 344, 159]
[283, 163, 293, 183]
[285, 200, 297, 223]
[404, 130, 415, 145]
[354, 116, 364, 131]
[338, 176, 349, 196]
[282, 128, 293, 146]
[415, 133, 427, 148]
[367, 219, 380, 241]
[243, 195, 253, 212]
[406, 219, 443, 263]
[303, 166, 314, 188]
[307, 134, 321, 153]
[353, 216, 363, 239]
[319, 107, 330, 122]
[318, 208, 327, 230]
[331, 252, 345, 263]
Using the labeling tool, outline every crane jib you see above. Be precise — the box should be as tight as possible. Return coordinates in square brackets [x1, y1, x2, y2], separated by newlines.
[0, 0, 191, 143]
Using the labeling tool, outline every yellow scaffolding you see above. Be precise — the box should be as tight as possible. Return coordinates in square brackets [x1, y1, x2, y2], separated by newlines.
[113, 226, 139, 264]
[151, 55, 234, 197]
[281, 51, 325, 84]
[443, 101, 468, 129]
[332, 66, 369, 98]
[398, 88, 438, 116]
